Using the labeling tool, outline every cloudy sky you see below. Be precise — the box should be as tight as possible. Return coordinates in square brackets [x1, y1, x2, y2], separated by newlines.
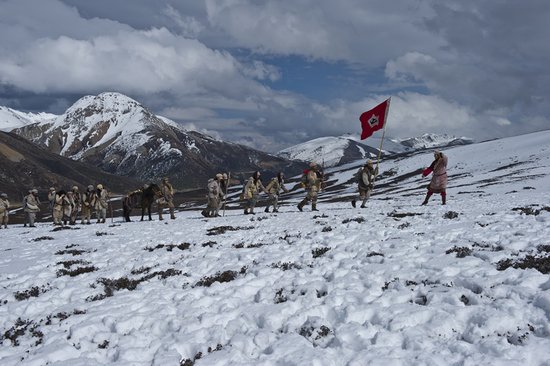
[1, 0, 549, 151]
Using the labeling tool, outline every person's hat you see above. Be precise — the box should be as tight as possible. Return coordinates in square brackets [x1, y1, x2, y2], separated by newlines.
[162, 177, 169, 181]
[215, 173, 223, 179]
[31, 189, 38, 194]
[309, 162, 317, 168]
[365, 160, 373, 166]
[0, 193, 7, 198]
[222, 173, 228, 179]
[49, 187, 55, 191]
[72, 186, 79, 191]
[87, 185, 94, 190]
[96, 184, 103, 190]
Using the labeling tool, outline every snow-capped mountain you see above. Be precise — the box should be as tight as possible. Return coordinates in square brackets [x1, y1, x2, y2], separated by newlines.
[0, 106, 56, 132]
[391, 133, 473, 150]
[10, 93, 306, 189]
[277, 136, 381, 167]
[1, 130, 549, 365]
[278, 133, 473, 168]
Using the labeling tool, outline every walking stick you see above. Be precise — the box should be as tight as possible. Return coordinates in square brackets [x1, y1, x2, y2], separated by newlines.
[222, 172, 230, 217]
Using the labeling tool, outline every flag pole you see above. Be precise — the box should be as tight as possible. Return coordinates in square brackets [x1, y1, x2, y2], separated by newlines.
[374, 97, 391, 179]
[222, 172, 230, 217]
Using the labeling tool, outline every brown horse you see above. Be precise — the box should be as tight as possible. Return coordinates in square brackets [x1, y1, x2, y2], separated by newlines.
[123, 184, 162, 222]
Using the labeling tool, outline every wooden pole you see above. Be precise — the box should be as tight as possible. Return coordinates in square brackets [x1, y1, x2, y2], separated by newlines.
[373, 97, 391, 182]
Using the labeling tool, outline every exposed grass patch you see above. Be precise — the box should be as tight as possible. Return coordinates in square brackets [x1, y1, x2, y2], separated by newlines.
[14, 285, 50, 301]
[56, 266, 97, 277]
[271, 262, 302, 271]
[312, 247, 331, 258]
[446, 246, 472, 258]
[44, 309, 87, 326]
[95, 231, 113, 236]
[87, 268, 184, 301]
[496, 255, 550, 274]
[144, 243, 191, 252]
[367, 251, 384, 257]
[388, 212, 422, 219]
[342, 217, 365, 224]
[201, 241, 217, 248]
[321, 226, 333, 232]
[51, 226, 80, 232]
[195, 267, 247, 287]
[33, 236, 54, 242]
[55, 248, 89, 256]
[512, 206, 550, 216]
[206, 226, 253, 235]
[444, 211, 460, 219]
[1, 318, 43, 346]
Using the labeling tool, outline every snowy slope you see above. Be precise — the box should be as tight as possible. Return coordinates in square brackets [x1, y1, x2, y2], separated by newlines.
[277, 136, 381, 167]
[0, 106, 56, 132]
[392, 133, 473, 150]
[1, 131, 549, 365]
[278, 133, 473, 168]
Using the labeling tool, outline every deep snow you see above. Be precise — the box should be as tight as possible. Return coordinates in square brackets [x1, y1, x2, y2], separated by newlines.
[1, 131, 550, 365]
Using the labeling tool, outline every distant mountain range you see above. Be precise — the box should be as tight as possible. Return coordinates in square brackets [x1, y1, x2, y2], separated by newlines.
[3, 93, 306, 189]
[277, 133, 473, 167]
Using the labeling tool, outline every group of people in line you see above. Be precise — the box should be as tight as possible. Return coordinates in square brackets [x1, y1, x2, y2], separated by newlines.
[0, 150, 448, 227]
[0, 184, 110, 229]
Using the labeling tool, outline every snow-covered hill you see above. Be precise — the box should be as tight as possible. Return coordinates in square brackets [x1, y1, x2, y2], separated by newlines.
[0, 106, 56, 132]
[278, 133, 473, 168]
[1, 131, 549, 365]
[277, 136, 380, 167]
[392, 133, 473, 150]
[9, 93, 305, 189]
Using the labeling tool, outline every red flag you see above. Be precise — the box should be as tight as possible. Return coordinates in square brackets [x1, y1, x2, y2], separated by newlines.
[359, 98, 390, 140]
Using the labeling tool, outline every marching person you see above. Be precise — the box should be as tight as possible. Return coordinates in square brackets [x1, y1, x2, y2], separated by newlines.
[243, 171, 266, 215]
[95, 184, 109, 223]
[69, 186, 81, 225]
[81, 185, 95, 224]
[159, 177, 176, 220]
[0, 193, 9, 229]
[53, 190, 71, 226]
[421, 150, 448, 205]
[264, 172, 289, 213]
[217, 173, 229, 216]
[297, 162, 323, 212]
[23, 189, 41, 227]
[352, 160, 376, 208]
[202, 173, 223, 217]
[47, 187, 56, 216]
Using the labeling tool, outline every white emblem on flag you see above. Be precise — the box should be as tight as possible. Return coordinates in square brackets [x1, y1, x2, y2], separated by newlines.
[368, 115, 379, 128]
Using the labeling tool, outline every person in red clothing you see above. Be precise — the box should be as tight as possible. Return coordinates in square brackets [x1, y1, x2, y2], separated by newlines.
[421, 150, 448, 205]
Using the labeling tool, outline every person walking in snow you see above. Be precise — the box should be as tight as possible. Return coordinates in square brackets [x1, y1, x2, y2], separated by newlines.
[264, 172, 289, 213]
[53, 190, 71, 226]
[0, 193, 9, 229]
[69, 186, 81, 225]
[352, 160, 376, 208]
[243, 171, 266, 215]
[81, 185, 95, 224]
[159, 177, 176, 220]
[217, 173, 229, 216]
[421, 150, 448, 205]
[23, 189, 41, 227]
[202, 173, 223, 217]
[95, 184, 109, 223]
[297, 162, 323, 212]
[47, 187, 56, 216]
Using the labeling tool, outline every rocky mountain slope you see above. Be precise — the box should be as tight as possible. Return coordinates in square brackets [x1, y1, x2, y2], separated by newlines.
[0, 131, 140, 202]
[9, 93, 306, 189]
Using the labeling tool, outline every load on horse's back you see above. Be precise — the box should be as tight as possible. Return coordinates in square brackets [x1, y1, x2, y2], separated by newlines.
[123, 183, 162, 222]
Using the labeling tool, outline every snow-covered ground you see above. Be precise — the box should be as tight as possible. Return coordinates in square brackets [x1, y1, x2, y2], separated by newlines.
[1, 131, 550, 365]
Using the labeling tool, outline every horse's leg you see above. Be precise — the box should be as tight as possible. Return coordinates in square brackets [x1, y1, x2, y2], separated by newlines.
[140, 206, 145, 221]
[148, 203, 153, 221]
